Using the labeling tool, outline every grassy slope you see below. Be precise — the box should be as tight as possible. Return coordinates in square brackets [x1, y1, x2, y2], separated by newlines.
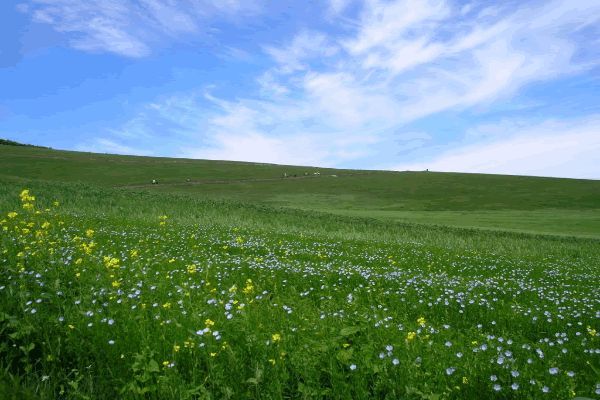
[1, 144, 599, 237]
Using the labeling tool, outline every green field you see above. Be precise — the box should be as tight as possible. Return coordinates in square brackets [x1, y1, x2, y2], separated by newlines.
[0, 144, 599, 399]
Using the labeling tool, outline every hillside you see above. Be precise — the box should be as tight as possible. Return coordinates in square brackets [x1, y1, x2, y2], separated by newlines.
[1, 144, 599, 237]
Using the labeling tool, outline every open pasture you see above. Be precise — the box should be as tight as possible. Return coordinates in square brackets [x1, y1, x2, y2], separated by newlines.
[1, 187, 599, 399]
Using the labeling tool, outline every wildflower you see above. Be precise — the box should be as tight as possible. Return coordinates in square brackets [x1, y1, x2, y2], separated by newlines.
[462, 377, 468, 384]
[349, 364, 357, 371]
[542, 386, 550, 393]
[272, 333, 282, 342]
[548, 367, 559, 375]
[111, 281, 121, 288]
[446, 367, 456, 375]
[187, 264, 197, 274]
[406, 331, 416, 341]
[173, 345, 180, 352]
[7, 212, 17, 219]
[392, 358, 399, 365]
[205, 319, 215, 327]
[511, 383, 519, 390]
[269, 359, 276, 365]
[108, 340, 115, 345]
[417, 316, 426, 327]
[85, 229, 94, 238]
[242, 279, 254, 294]
[493, 384, 501, 392]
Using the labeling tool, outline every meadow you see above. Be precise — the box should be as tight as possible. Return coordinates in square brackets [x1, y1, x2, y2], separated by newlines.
[0, 144, 599, 399]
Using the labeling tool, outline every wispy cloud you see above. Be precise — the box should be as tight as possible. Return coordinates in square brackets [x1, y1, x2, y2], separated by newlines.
[393, 116, 600, 179]
[75, 137, 154, 155]
[18, 0, 263, 57]
[67, 0, 599, 176]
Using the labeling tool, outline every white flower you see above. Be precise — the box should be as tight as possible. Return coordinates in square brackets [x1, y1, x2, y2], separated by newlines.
[493, 384, 501, 391]
[446, 367, 455, 375]
[490, 375, 498, 382]
[108, 340, 115, 345]
[548, 367, 559, 375]
[349, 364, 357, 371]
[511, 383, 519, 390]
[542, 386, 550, 393]
[392, 358, 399, 365]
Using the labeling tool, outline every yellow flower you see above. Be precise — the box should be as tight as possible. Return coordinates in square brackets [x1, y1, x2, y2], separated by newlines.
[407, 331, 416, 341]
[210, 352, 217, 357]
[53, 201, 60, 207]
[268, 359, 276, 365]
[130, 249, 138, 258]
[7, 212, 18, 219]
[85, 229, 94, 238]
[162, 302, 171, 309]
[205, 319, 215, 327]
[162, 360, 170, 367]
[228, 284, 237, 293]
[272, 333, 281, 342]
[103, 256, 119, 268]
[112, 281, 121, 288]
[417, 316, 426, 327]
[187, 264, 197, 274]
[173, 345, 180, 352]
[462, 377, 469, 384]
[41, 221, 51, 229]
[242, 279, 254, 294]
[342, 343, 351, 348]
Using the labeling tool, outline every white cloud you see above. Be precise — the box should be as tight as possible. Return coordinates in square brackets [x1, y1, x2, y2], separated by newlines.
[393, 116, 600, 179]
[263, 31, 338, 74]
[19, 0, 263, 57]
[75, 138, 153, 155]
[71, 0, 600, 176]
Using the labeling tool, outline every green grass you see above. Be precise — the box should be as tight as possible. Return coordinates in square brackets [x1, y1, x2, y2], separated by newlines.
[0, 145, 599, 399]
[2, 144, 599, 238]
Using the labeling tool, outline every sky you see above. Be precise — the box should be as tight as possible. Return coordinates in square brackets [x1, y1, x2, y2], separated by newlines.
[1, 0, 599, 179]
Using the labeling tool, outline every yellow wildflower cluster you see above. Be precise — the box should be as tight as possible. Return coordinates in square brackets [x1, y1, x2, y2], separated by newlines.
[242, 279, 254, 295]
[81, 241, 96, 255]
[406, 331, 417, 341]
[20, 189, 35, 211]
[159, 215, 168, 226]
[417, 316, 426, 327]
[187, 264, 197, 274]
[85, 229, 94, 238]
[271, 333, 282, 342]
[103, 256, 120, 269]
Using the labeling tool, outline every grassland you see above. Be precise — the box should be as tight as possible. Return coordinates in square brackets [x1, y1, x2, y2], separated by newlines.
[0, 144, 599, 399]
[2, 144, 599, 238]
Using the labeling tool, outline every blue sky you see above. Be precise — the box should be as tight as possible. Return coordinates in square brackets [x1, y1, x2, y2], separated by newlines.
[1, 0, 599, 179]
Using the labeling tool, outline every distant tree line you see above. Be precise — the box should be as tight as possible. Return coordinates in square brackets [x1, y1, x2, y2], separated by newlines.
[0, 138, 50, 148]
